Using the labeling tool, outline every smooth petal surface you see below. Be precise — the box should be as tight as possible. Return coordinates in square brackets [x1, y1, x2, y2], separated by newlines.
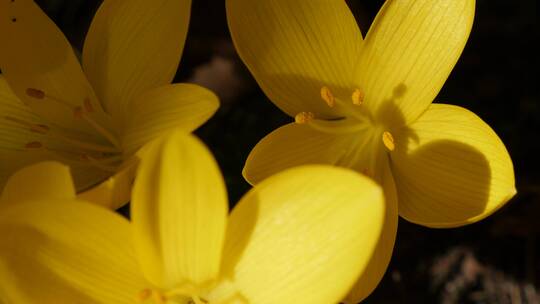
[243, 123, 359, 185]
[0, 200, 147, 303]
[0, 162, 75, 207]
[0, 0, 103, 135]
[132, 131, 227, 289]
[213, 166, 385, 304]
[83, 0, 191, 121]
[227, 0, 363, 118]
[122, 84, 219, 155]
[77, 160, 138, 209]
[355, 0, 475, 125]
[344, 154, 398, 303]
[392, 104, 516, 227]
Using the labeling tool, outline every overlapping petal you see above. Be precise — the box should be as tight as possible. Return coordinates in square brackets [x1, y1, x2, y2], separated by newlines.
[214, 166, 385, 304]
[243, 123, 360, 185]
[0, 0, 103, 135]
[227, 0, 363, 118]
[0, 200, 146, 303]
[77, 160, 138, 209]
[392, 104, 516, 227]
[131, 130, 227, 289]
[83, 0, 192, 121]
[122, 84, 219, 155]
[0, 162, 75, 207]
[355, 0, 475, 125]
[344, 155, 398, 303]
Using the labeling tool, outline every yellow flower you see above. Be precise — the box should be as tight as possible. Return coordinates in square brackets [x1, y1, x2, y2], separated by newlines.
[0, 0, 218, 209]
[0, 130, 385, 304]
[227, 0, 516, 301]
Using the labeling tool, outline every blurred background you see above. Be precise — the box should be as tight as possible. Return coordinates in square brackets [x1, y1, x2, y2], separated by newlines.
[34, 0, 538, 303]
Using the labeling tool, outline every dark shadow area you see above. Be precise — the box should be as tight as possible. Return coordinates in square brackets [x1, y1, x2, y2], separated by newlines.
[392, 140, 491, 224]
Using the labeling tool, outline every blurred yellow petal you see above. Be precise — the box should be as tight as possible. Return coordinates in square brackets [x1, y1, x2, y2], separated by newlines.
[0, 200, 147, 303]
[356, 0, 475, 125]
[77, 160, 138, 209]
[132, 131, 227, 289]
[213, 166, 385, 304]
[0, 162, 75, 207]
[392, 104, 516, 227]
[344, 156, 398, 303]
[0, 0, 102, 135]
[122, 84, 219, 155]
[227, 0, 363, 118]
[243, 123, 360, 185]
[83, 0, 191, 121]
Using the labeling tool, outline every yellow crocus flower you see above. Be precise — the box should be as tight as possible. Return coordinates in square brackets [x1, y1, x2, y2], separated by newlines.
[0, 0, 218, 209]
[227, 0, 516, 302]
[0, 130, 385, 304]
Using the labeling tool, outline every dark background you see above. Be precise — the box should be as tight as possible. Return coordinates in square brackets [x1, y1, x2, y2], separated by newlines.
[35, 0, 538, 303]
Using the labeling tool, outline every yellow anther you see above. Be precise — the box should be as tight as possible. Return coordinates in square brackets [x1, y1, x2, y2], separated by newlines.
[137, 289, 152, 302]
[382, 131, 395, 151]
[73, 106, 84, 119]
[320, 86, 335, 107]
[352, 89, 364, 105]
[26, 88, 45, 99]
[294, 112, 315, 124]
[30, 124, 50, 134]
[25, 141, 43, 149]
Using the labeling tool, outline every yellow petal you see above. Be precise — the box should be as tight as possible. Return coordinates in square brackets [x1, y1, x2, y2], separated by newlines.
[0, 200, 147, 303]
[344, 156, 398, 303]
[392, 104, 516, 227]
[212, 166, 385, 304]
[356, 0, 475, 125]
[83, 0, 191, 122]
[122, 84, 219, 155]
[243, 123, 359, 185]
[77, 160, 138, 210]
[0, 0, 103, 135]
[227, 0, 363, 118]
[131, 130, 227, 289]
[0, 162, 75, 207]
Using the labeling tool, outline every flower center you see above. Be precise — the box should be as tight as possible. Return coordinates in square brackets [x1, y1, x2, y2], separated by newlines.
[4, 87, 123, 172]
[294, 86, 396, 153]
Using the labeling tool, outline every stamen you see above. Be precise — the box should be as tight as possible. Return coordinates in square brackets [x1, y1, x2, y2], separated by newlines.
[26, 88, 45, 99]
[137, 289, 152, 302]
[83, 98, 94, 113]
[320, 86, 335, 107]
[25, 141, 43, 149]
[4, 116, 119, 153]
[73, 106, 84, 119]
[352, 89, 364, 105]
[294, 112, 315, 124]
[4, 116, 50, 134]
[382, 131, 395, 151]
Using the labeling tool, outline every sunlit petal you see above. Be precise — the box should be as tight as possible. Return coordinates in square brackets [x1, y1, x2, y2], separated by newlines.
[227, 0, 363, 117]
[356, 0, 475, 125]
[132, 130, 227, 289]
[243, 123, 359, 185]
[213, 166, 385, 304]
[0, 200, 146, 303]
